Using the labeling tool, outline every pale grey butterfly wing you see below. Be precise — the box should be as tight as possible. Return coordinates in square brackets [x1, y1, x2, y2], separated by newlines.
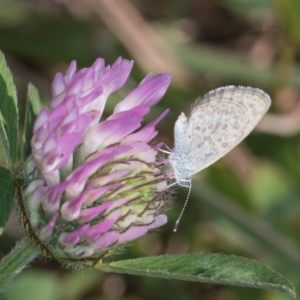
[170, 86, 271, 186]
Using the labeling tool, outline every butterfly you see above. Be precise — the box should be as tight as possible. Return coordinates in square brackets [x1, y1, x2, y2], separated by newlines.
[167, 86, 271, 230]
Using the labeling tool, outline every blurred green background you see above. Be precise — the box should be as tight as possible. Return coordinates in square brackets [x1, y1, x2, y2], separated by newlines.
[1, 0, 300, 299]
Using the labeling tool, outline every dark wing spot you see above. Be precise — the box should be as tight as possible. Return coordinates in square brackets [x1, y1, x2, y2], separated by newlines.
[233, 123, 239, 129]
[221, 142, 228, 148]
[215, 122, 222, 130]
[204, 152, 214, 159]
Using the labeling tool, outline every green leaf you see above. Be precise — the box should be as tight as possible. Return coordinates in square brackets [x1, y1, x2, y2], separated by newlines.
[0, 166, 15, 233]
[0, 51, 18, 166]
[22, 83, 42, 161]
[102, 254, 296, 298]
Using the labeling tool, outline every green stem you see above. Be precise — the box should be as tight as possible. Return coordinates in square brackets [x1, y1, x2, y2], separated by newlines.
[0, 237, 40, 291]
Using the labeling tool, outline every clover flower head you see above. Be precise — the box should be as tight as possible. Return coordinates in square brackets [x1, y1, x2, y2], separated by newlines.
[21, 57, 173, 266]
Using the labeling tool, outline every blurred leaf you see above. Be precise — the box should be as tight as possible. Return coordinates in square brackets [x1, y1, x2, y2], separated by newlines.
[0, 0, 31, 27]
[0, 51, 18, 166]
[0, 166, 15, 233]
[193, 182, 300, 270]
[102, 254, 295, 297]
[22, 83, 42, 161]
[206, 163, 253, 209]
[61, 269, 102, 300]
[224, 0, 274, 15]
[2, 270, 61, 300]
[142, 276, 194, 300]
[0, 15, 96, 67]
[247, 161, 294, 215]
[275, 0, 300, 48]
[170, 42, 300, 89]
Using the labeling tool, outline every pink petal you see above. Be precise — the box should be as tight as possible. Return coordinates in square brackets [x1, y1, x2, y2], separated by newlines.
[31, 123, 50, 153]
[82, 219, 115, 242]
[99, 57, 133, 94]
[58, 224, 90, 248]
[148, 214, 167, 229]
[49, 104, 68, 129]
[65, 60, 77, 83]
[114, 74, 171, 113]
[24, 179, 45, 197]
[106, 198, 128, 212]
[138, 73, 153, 85]
[144, 108, 170, 129]
[82, 183, 122, 205]
[106, 209, 121, 222]
[41, 133, 82, 173]
[117, 226, 148, 244]
[51, 73, 65, 97]
[91, 58, 105, 81]
[66, 146, 131, 196]
[39, 213, 59, 240]
[41, 182, 67, 213]
[81, 68, 94, 92]
[77, 84, 103, 109]
[61, 185, 94, 221]
[84, 115, 142, 154]
[66, 76, 83, 98]
[121, 127, 157, 144]
[91, 170, 129, 187]
[108, 105, 149, 121]
[78, 201, 113, 224]
[124, 142, 157, 162]
[33, 108, 50, 132]
[91, 231, 119, 250]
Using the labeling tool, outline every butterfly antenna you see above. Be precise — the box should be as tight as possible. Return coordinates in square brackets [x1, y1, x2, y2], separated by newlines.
[173, 181, 192, 232]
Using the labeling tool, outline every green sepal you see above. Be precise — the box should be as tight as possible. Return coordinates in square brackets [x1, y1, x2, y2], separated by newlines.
[22, 83, 42, 161]
[0, 51, 18, 166]
[0, 166, 16, 234]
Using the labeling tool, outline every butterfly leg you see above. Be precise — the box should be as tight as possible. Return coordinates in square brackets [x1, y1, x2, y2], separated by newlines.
[166, 181, 177, 188]
[158, 148, 172, 155]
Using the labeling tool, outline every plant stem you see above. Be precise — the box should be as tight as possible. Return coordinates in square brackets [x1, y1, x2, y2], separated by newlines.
[0, 237, 40, 291]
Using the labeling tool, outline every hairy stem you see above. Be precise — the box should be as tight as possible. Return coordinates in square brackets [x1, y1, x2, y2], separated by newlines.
[0, 237, 40, 291]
